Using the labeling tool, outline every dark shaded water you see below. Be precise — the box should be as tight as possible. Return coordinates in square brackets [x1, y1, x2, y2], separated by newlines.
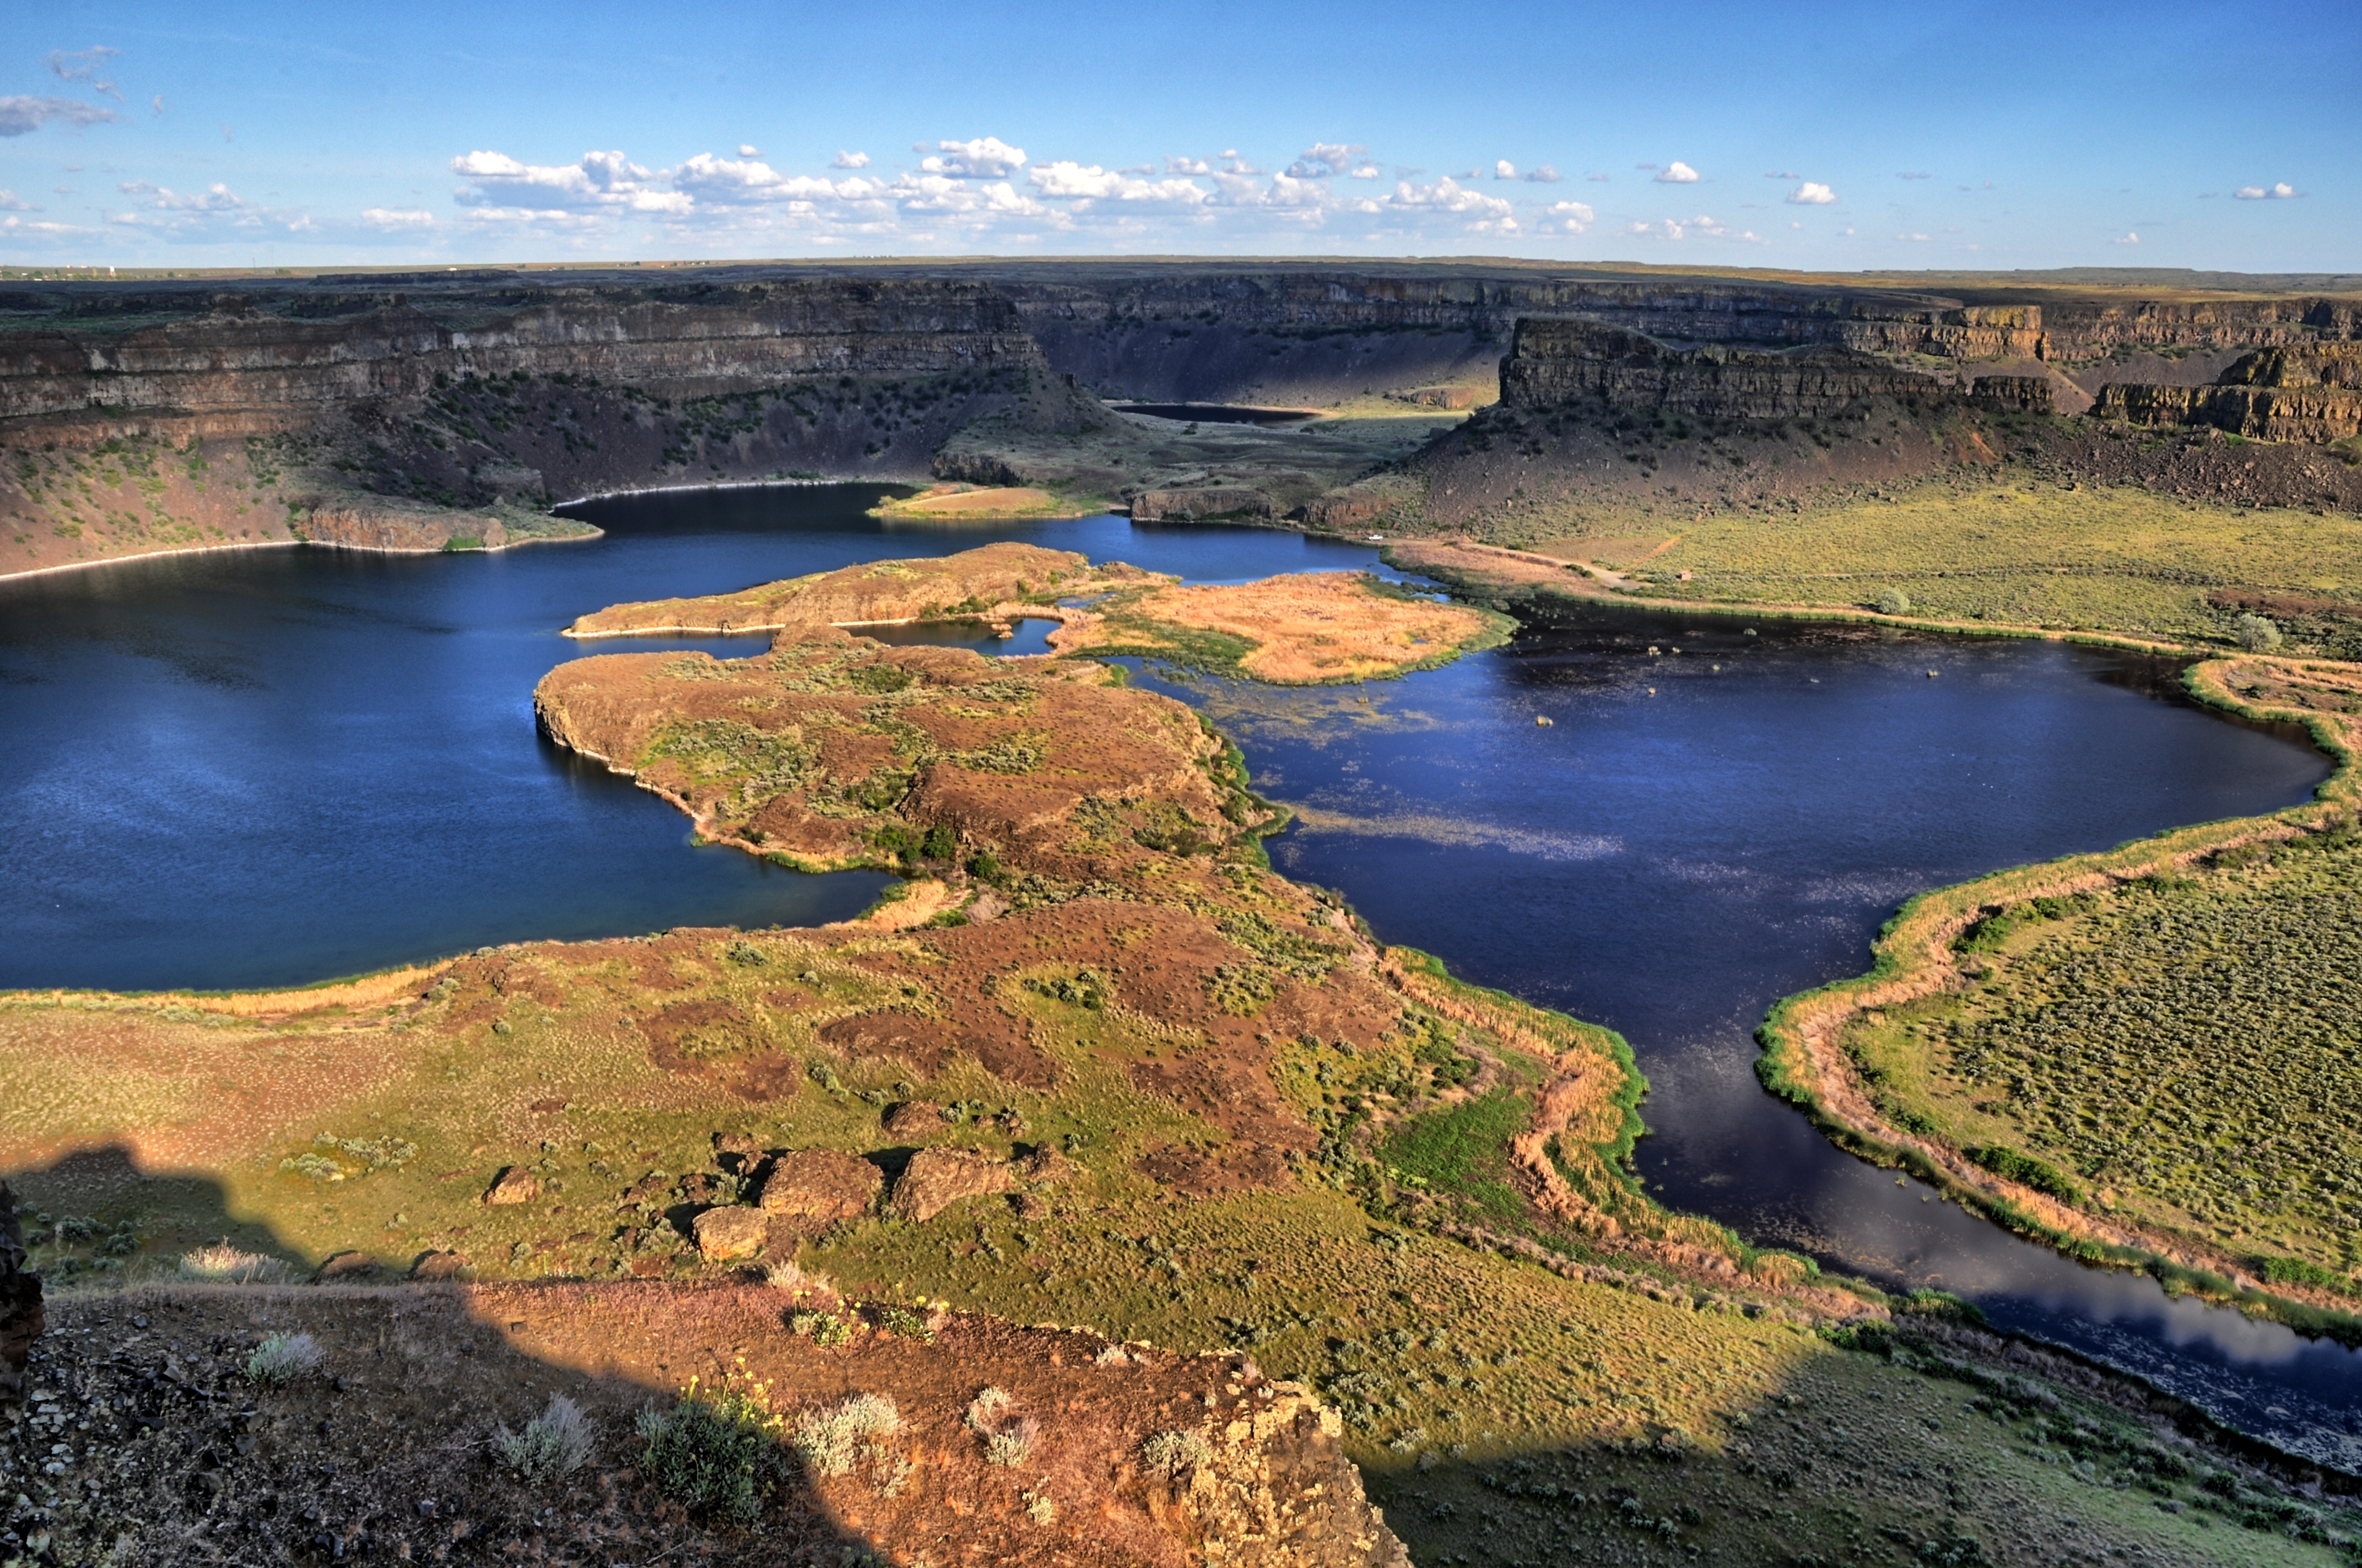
[1111, 402, 1317, 425]
[3, 484, 2357, 1464]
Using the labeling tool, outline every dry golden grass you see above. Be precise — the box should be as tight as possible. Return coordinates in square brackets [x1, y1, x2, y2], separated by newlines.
[868, 484, 1101, 521]
[1057, 571, 1511, 684]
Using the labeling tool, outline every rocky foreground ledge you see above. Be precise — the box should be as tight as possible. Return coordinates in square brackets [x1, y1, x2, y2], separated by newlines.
[2, 1282, 1405, 1566]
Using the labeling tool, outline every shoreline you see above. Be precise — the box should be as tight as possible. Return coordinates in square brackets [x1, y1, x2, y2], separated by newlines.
[1750, 653, 2362, 1343]
[0, 522, 606, 585]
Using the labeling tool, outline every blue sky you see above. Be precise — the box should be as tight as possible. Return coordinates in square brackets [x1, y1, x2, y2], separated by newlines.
[3, 0, 2354, 272]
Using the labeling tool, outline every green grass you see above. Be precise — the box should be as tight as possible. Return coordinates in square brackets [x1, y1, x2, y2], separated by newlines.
[1537, 481, 2362, 651]
[1855, 830, 2362, 1281]
[1381, 1089, 1530, 1221]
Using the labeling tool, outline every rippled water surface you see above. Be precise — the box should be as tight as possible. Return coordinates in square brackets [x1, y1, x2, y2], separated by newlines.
[0, 486, 1370, 991]
[3, 484, 2355, 1462]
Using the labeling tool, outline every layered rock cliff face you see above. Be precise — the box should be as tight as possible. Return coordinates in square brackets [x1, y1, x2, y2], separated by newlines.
[0, 280, 1041, 427]
[996, 268, 2361, 404]
[1497, 318, 1959, 419]
[0, 277, 1090, 576]
[2092, 344, 2362, 440]
[4, 263, 2359, 579]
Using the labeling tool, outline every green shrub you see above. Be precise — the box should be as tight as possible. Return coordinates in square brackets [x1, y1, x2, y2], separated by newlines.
[2234, 612, 2282, 652]
[965, 1387, 1038, 1467]
[1142, 1429, 1213, 1479]
[637, 1375, 785, 1527]
[789, 1309, 855, 1347]
[245, 1332, 323, 1385]
[1875, 588, 1911, 615]
[875, 1305, 935, 1343]
[1968, 1144, 2082, 1204]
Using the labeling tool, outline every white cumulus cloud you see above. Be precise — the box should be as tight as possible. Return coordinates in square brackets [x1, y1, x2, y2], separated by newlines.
[831, 149, 871, 169]
[1655, 161, 1700, 183]
[1628, 213, 1754, 242]
[919, 136, 1026, 177]
[1787, 181, 1837, 204]
[1495, 159, 1517, 179]
[2114, 231, 2139, 245]
[360, 207, 436, 230]
[1523, 164, 1561, 183]
[1387, 176, 1516, 229]
[450, 149, 689, 213]
[1537, 199, 1593, 234]
[2234, 182, 2297, 200]
[1026, 161, 1209, 207]
[1285, 142, 1365, 179]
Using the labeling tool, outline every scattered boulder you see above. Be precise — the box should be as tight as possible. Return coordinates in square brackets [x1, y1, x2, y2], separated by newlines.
[408, 1250, 472, 1282]
[0, 1182, 41, 1404]
[314, 1251, 381, 1283]
[882, 1100, 944, 1139]
[1014, 1145, 1075, 1184]
[693, 1206, 769, 1262]
[756, 1149, 883, 1220]
[483, 1167, 540, 1205]
[889, 1148, 1014, 1223]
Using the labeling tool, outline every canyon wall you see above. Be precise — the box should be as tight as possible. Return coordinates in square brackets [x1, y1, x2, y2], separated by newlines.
[2091, 344, 2362, 441]
[1496, 318, 1960, 419]
[0, 280, 1044, 431]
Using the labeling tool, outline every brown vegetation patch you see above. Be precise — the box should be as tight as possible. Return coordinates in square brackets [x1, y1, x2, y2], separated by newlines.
[1056, 571, 1506, 684]
[871, 483, 1098, 520]
[1134, 1142, 1295, 1196]
[815, 1012, 959, 1073]
[564, 542, 1153, 639]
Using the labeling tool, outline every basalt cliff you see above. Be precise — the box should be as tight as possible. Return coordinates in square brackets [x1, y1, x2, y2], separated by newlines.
[3, 260, 2360, 578]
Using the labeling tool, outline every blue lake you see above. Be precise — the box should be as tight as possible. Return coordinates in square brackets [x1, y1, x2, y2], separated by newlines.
[1, 482, 2355, 1465]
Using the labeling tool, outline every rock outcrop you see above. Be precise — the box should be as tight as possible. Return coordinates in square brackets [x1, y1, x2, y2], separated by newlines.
[0, 1182, 40, 1404]
[1498, 318, 1958, 419]
[1131, 486, 1276, 522]
[691, 1205, 769, 1261]
[755, 1149, 884, 1220]
[2093, 344, 2362, 440]
[888, 1147, 1017, 1223]
[0, 282, 1044, 426]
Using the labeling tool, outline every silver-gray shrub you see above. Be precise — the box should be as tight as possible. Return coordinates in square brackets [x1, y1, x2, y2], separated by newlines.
[497, 1394, 596, 1483]
[790, 1392, 901, 1478]
[244, 1332, 323, 1385]
[1142, 1428, 1213, 1479]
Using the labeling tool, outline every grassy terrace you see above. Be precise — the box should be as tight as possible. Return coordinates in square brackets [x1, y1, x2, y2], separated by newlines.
[1547, 483, 2362, 652]
[1753, 655, 2362, 1338]
[1843, 826, 2362, 1283]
